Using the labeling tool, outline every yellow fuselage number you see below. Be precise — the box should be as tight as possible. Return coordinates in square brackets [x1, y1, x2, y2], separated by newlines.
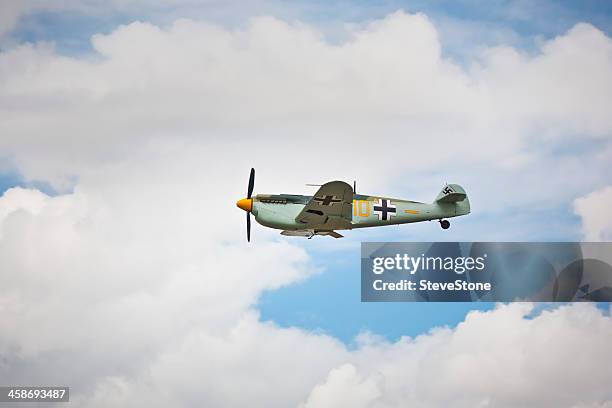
[353, 200, 370, 217]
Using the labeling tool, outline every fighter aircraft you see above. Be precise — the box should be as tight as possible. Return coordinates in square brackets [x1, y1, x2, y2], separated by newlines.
[236, 168, 470, 241]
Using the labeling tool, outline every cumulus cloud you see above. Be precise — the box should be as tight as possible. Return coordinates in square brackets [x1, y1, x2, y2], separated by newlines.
[0, 12, 611, 204]
[1, 168, 612, 407]
[0, 1, 31, 37]
[300, 364, 382, 408]
[299, 303, 612, 408]
[574, 185, 612, 241]
[0, 149, 322, 401]
[1, 9, 612, 408]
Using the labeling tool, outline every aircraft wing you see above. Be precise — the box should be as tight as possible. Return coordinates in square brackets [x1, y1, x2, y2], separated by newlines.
[295, 181, 353, 229]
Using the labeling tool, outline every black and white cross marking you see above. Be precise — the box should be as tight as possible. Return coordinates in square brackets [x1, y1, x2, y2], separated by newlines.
[373, 198, 396, 221]
[313, 195, 342, 206]
[442, 186, 454, 195]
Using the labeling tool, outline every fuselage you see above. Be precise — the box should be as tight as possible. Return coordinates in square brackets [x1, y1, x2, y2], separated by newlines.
[251, 193, 470, 231]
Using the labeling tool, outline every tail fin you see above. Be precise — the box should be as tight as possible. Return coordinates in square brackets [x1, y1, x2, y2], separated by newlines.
[435, 184, 470, 215]
[435, 184, 466, 203]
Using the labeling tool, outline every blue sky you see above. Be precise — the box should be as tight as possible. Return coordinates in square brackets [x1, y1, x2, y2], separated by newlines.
[258, 247, 495, 343]
[6, 0, 612, 57]
[2, 0, 611, 345]
[257, 205, 581, 343]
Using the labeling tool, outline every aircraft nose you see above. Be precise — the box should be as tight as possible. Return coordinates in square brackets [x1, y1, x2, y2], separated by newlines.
[236, 198, 253, 212]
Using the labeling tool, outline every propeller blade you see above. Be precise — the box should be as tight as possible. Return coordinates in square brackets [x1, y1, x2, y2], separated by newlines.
[247, 212, 251, 242]
[247, 168, 255, 199]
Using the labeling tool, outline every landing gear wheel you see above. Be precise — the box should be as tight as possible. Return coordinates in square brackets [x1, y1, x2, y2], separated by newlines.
[440, 219, 450, 230]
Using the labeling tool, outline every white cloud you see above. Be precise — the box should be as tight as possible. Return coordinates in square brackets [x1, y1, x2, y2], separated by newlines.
[0, 12, 611, 200]
[574, 185, 612, 241]
[300, 364, 382, 408]
[0, 187, 48, 224]
[476, 23, 612, 137]
[1, 166, 612, 408]
[0, 0, 30, 37]
[298, 304, 612, 408]
[0, 150, 324, 403]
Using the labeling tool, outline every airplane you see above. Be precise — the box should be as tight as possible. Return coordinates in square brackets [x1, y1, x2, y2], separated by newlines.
[236, 168, 470, 241]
